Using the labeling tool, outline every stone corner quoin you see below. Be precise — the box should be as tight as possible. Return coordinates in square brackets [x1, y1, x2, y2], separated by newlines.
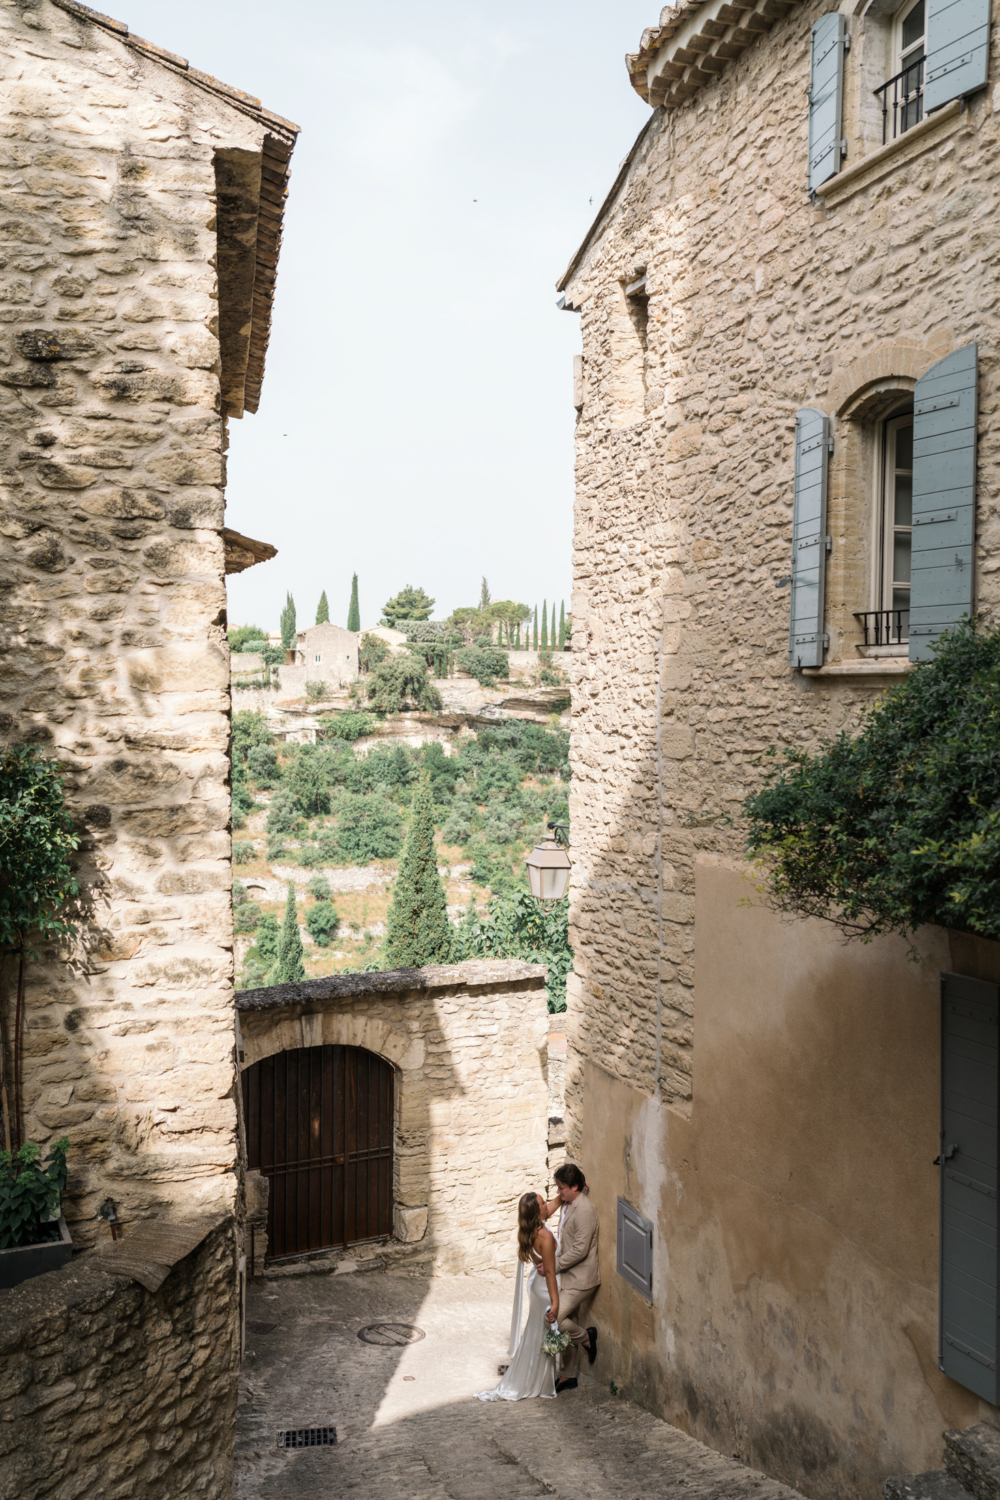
[0, 0, 297, 1246]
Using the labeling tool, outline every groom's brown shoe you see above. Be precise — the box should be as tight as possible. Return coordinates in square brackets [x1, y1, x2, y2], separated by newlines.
[555, 1378, 578, 1393]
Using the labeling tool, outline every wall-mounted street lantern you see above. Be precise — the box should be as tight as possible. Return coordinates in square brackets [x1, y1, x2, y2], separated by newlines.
[524, 822, 572, 901]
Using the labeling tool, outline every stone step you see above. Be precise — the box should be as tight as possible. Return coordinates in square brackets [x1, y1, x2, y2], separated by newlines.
[945, 1424, 1000, 1500]
[885, 1472, 969, 1500]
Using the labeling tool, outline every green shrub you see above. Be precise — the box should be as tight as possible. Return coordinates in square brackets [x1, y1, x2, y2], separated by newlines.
[297, 845, 326, 869]
[453, 890, 571, 1013]
[228, 624, 268, 652]
[306, 680, 327, 701]
[743, 620, 1000, 942]
[306, 900, 339, 947]
[233, 841, 255, 864]
[359, 632, 391, 674]
[319, 711, 375, 742]
[233, 902, 260, 933]
[0, 1137, 70, 1248]
[284, 750, 331, 818]
[307, 875, 332, 900]
[336, 792, 403, 864]
[365, 655, 443, 714]
[247, 744, 280, 787]
[456, 644, 509, 687]
[248, 911, 280, 967]
[266, 788, 304, 836]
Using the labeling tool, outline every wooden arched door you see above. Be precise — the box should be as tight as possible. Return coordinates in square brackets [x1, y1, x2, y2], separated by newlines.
[242, 1044, 394, 1262]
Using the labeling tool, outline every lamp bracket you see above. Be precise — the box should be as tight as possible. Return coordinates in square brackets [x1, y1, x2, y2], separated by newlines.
[547, 821, 570, 848]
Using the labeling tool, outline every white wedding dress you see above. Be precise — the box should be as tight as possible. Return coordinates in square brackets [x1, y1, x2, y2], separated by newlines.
[477, 1258, 557, 1402]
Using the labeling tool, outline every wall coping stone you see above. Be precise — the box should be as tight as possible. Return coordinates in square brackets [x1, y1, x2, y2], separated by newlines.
[236, 960, 548, 1013]
[0, 1213, 231, 1352]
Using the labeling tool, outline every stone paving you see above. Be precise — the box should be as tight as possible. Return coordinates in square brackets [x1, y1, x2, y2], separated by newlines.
[236, 1265, 806, 1500]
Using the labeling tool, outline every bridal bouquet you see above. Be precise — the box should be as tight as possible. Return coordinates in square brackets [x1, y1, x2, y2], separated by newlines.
[541, 1326, 572, 1358]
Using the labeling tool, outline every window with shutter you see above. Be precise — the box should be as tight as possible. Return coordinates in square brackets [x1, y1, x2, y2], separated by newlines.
[789, 407, 830, 669]
[808, 14, 848, 192]
[616, 1197, 653, 1301]
[940, 972, 999, 1403]
[924, 0, 990, 113]
[909, 344, 977, 662]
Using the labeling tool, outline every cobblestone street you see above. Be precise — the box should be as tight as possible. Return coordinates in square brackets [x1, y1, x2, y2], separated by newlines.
[236, 1264, 806, 1500]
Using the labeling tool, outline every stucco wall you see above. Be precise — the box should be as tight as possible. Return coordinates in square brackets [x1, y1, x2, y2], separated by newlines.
[577, 862, 1000, 1500]
[561, 1, 1000, 1492]
[237, 962, 551, 1273]
[0, 0, 293, 1244]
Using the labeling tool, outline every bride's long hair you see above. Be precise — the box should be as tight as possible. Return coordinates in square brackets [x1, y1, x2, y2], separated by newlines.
[516, 1191, 544, 1263]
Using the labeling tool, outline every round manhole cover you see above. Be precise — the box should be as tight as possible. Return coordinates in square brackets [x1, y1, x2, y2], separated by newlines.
[357, 1322, 425, 1347]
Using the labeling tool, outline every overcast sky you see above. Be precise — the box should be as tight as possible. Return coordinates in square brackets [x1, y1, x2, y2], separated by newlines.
[122, 1, 654, 633]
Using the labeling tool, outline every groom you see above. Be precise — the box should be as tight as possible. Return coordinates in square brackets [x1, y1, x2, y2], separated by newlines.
[546, 1162, 599, 1392]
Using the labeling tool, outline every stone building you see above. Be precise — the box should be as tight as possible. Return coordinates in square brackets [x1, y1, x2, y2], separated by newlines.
[281, 619, 360, 692]
[558, 1, 1000, 1496]
[0, 1, 295, 1491]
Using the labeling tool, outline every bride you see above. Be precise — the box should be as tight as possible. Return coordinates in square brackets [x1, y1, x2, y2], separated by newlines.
[477, 1191, 559, 1402]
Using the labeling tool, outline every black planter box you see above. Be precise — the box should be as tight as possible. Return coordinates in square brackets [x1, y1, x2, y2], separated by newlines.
[0, 1216, 73, 1291]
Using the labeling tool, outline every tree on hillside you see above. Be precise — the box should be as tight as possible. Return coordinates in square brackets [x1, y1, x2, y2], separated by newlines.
[366, 655, 443, 714]
[384, 776, 452, 968]
[316, 591, 330, 624]
[558, 601, 566, 650]
[480, 577, 491, 611]
[359, 632, 390, 674]
[271, 882, 306, 984]
[382, 585, 434, 628]
[541, 600, 548, 651]
[532, 606, 538, 650]
[229, 624, 268, 653]
[347, 573, 361, 632]
[280, 593, 297, 651]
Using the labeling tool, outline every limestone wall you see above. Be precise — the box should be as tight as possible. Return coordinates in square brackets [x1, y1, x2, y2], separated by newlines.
[0, 1216, 238, 1500]
[237, 962, 551, 1273]
[0, 0, 295, 1244]
[560, 1, 1000, 1493]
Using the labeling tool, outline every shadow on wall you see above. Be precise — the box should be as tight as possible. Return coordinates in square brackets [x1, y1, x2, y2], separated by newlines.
[567, 579, 993, 1497]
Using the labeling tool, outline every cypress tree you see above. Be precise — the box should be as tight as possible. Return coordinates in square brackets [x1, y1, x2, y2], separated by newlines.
[541, 600, 548, 651]
[515, 621, 521, 649]
[532, 607, 538, 651]
[272, 881, 306, 984]
[384, 776, 452, 968]
[280, 592, 297, 651]
[316, 590, 330, 624]
[347, 573, 361, 632]
[559, 600, 566, 650]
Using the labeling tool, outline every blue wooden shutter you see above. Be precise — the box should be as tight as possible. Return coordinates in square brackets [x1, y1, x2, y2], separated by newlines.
[808, 14, 848, 191]
[789, 408, 830, 669]
[909, 344, 977, 662]
[940, 972, 999, 1403]
[924, 0, 990, 113]
[617, 1197, 653, 1301]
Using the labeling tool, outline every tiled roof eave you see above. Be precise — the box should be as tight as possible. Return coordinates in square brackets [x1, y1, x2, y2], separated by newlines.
[627, 0, 802, 109]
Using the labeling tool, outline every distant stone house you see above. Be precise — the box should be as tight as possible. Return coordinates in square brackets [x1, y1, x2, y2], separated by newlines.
[0, 0, 295, 1490]
[559, 1, 1000, 1496]
[277, 620, 359, 695]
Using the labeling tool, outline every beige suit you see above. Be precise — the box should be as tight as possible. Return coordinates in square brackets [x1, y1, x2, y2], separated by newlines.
[555, 1194, 600, 1379]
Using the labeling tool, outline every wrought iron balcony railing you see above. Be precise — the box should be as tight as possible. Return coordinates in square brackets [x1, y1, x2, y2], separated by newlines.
[875, 57, 924, 144]
[854, 609, 909, 647]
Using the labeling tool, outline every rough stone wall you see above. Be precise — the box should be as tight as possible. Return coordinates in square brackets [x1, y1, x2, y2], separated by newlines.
[564, 0, 1000, 1129]
[0, 1, 291, 1244]
[0, 1217, 238, 1500]
[237, 962, 551, 1273]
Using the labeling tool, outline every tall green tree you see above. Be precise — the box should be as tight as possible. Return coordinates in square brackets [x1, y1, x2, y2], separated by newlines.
[479, 576, 491, 611]
[541, 600, 548, 651]
[532, 607, 538, 651]
[382, 585, 434, 628]
[271, 882, 306, 984]
[515, 622, 521, 648]
[347, 573, 361, 632]
[316, 591, 330, 624]
[384, 777, 452, 968]
[280, 592, 297, 651]
[559, 600, 566, 650]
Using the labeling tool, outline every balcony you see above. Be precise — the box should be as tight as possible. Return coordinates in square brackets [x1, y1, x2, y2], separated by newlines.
[854, 609, 909, 648]
[875, 58, 924, 145]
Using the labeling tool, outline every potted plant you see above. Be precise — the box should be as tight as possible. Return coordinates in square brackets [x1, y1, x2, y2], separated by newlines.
[0, 1136, 72, 1290]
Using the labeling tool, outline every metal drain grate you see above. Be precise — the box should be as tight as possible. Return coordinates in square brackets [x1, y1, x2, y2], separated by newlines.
[277, 1426, 337, 1450]
[357, 1322, 426, 1346]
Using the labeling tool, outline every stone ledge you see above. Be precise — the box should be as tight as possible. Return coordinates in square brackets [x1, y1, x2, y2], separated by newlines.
[816, 100, 964, 205]
[802, 659, 916, 678]
[884, 1473, 968, 1500]
[236, 960, 548, 1012]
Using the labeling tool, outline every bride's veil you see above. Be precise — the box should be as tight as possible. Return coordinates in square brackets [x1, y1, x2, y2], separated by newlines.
[508, 1256, 527, 1356]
